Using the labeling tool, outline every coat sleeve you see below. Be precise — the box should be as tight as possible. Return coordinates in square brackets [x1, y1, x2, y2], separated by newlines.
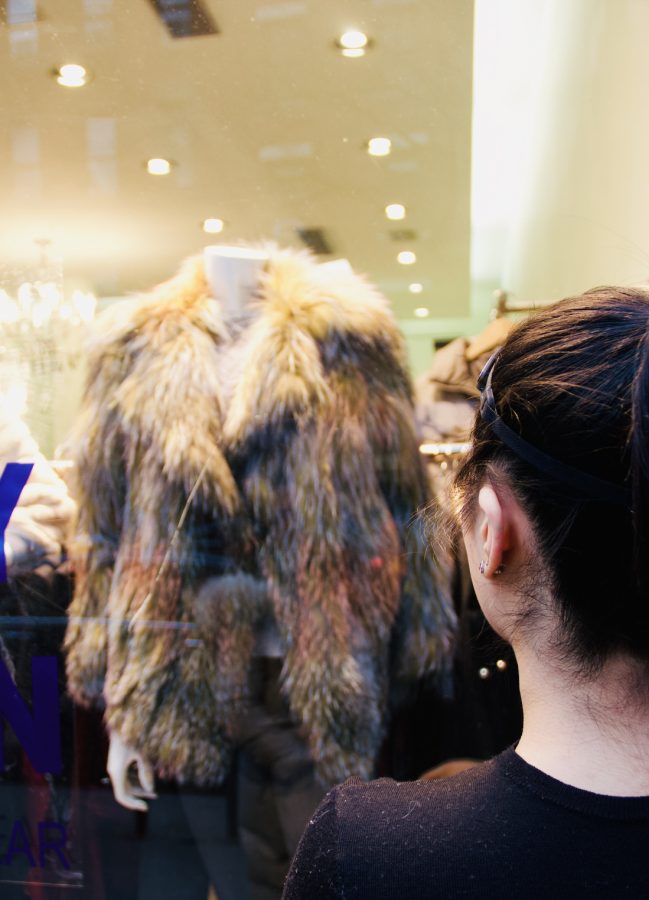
[64, 347, 128, 708]
[384, 422, 456, 697]
[342, 332, 456, 696]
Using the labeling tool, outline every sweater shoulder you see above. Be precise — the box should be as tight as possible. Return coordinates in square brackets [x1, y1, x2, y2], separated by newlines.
[325, 761, 516, 898]
[334, 760, 503, 830]
[334, 757, 519, 861]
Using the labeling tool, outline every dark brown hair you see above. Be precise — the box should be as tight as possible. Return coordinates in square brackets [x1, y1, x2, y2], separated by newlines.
[453, 287, 649, 671]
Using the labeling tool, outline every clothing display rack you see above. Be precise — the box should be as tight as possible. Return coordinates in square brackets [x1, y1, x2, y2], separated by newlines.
[493, 289, 555, 319]
[419, 442, 471, 458]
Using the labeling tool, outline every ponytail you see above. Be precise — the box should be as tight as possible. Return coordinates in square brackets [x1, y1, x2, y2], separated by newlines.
[631, 321, 649, 597]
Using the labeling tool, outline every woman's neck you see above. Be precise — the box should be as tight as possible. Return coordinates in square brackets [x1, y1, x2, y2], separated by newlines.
[514, 645, 649, 796]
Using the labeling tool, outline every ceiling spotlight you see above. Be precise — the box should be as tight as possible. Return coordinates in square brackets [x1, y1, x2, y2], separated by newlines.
[203, 218, 225, 234]
[367, 137, 391, 157]
[337, 30, 370, 57]
[146, 158, 173, 176]
[414, 307, 430, 318]
[340, 30, 368, 49]
[397, 251, 416, 265]
[385, 203, 406, 221]
[55, 64, 88, 88]
[409, 283, 423, 294]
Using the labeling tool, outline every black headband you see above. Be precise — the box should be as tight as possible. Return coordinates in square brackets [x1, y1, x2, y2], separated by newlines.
[478, 352, 631, 506]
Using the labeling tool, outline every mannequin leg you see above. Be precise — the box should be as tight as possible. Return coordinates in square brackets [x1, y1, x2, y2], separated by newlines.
[236, 659, 330, 900]
[237, 748, 288, 900]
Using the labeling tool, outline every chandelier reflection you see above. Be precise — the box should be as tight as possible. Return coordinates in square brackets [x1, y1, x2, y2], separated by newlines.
[0, 281, 97, 328]
[0, 260, 98, 455]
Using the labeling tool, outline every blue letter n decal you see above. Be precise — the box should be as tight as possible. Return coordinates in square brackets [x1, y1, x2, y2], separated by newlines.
[0, 655, 62, 774]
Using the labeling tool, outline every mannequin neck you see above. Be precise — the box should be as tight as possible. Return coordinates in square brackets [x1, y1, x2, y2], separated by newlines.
[203, 246, 269, 323]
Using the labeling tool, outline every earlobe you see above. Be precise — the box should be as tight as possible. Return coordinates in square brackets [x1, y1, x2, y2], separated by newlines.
[479, 559, 505, 577]
[477, 484, 510, 578]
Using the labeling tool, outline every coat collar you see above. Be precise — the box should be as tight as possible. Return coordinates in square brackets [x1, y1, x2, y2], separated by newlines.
[92, 247, 406, 450]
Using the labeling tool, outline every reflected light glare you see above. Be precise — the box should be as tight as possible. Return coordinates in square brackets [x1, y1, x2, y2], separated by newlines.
[3, 383, 27, 417]
[31, 301, 49, 328]
[385, 203, 406, 221]
[397, 251, 416, 265]
[342, 48, 365, 58]
[17, 282, 34, 312]
[72, 290, 98, 322]
[147, 158, 172, 176]
[409, 283, 423, 294]
[0, 290, 19, 324]
[1, 282, 96, 328]
[367, 137, 391, 157]
[203, 218, 225, 234]
[56, 64, 88, 87]
[414, 307, 430, 318]
[340, 30, 368, 49]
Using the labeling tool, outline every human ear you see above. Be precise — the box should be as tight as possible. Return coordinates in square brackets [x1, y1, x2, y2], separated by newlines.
[477, 485, 511, 578]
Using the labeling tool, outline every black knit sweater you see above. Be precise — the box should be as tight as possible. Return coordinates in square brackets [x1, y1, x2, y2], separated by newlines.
[283, 747, 649, 898]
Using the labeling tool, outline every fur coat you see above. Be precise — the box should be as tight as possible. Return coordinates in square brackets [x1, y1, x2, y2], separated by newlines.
[64, 248, 455, 786]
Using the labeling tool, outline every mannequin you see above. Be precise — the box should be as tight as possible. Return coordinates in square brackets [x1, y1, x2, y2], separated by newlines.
[108, 245, 270, 810]
[65, 245, 454, 896]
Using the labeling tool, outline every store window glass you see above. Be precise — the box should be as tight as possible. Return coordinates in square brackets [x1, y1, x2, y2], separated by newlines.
[1, 0, 647, 896]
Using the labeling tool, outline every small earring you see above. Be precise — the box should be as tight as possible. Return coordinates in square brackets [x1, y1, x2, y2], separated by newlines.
[494, 565, 505, 576]
[479, 559, 486, 575]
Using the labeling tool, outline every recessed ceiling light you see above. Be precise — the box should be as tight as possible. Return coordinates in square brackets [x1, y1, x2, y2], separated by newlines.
[367, 137, 391, 157]
[146, 158, 173, 176]
[397, 251, 416, 265]
[202, 218, 225, 234]
[414, 307, 430, 318]
[337, 30, 370, 57]
[385, 203, 406, 221]
[340, 30, 368, 49]
[55, 64, 89, 88]
[409, 283, 423, 294]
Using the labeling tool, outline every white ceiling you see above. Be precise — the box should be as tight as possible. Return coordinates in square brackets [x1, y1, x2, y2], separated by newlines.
[0, 0, 474, 318]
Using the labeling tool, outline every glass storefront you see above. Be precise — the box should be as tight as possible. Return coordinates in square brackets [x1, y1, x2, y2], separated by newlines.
[1, 0, 648, 896]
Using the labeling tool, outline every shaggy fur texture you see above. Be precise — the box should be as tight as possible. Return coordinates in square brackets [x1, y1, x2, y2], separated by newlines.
[65, 248, 455, 785]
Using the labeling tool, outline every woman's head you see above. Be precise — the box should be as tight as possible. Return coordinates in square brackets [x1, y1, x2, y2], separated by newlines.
[454, 287, 649, 674]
